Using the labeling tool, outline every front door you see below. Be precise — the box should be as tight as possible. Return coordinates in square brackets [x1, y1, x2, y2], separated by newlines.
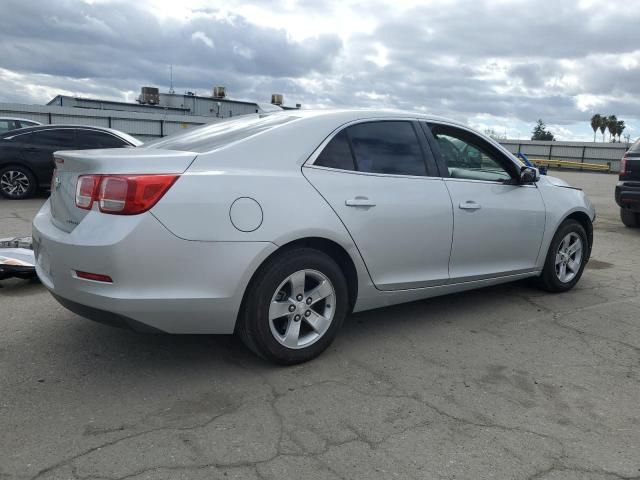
[426, 122, 546, 281]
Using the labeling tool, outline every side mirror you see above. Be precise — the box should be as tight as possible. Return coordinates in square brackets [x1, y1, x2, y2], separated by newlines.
[520, 166, 540, 184]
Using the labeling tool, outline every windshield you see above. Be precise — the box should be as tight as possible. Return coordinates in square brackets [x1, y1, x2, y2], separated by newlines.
[629, 138, 640, 154]
[144, 114, 297, 153]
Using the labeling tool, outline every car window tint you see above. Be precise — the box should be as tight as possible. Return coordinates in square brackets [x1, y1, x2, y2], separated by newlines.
[315, 130, 355, 170]
[429, 124, 513, 183]
[28, 129, 75, 147]
[145, 114, 296, 153]
[348, 121, 427, 176]
[629, 138, 640, 154]
[76, 130, 126, 148]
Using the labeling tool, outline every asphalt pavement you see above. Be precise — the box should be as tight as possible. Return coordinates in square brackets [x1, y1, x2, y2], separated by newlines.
[1, 171, 639, 480]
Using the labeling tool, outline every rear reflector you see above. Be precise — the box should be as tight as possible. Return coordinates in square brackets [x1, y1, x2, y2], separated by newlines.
[75, 271, 113, 283]
[75, 174, 178, 215]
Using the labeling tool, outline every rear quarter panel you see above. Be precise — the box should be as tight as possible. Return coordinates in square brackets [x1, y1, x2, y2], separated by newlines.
[150, 120, 377, 307]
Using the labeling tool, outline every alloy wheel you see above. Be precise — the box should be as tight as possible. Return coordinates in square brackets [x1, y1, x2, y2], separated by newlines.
[0, 170, 30, 198]
[555, 232, 583, 283]
[268, 269, 336, 349]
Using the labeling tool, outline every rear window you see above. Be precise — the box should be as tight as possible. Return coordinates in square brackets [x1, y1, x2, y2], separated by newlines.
[144, 114, 296, 153]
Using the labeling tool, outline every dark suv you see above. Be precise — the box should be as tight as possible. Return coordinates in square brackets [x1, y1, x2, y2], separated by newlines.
[616, 138, 640, 227]
[0, 125, 141, 199]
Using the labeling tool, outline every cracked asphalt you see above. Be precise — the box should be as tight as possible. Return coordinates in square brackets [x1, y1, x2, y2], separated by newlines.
[1, 171, 639, 480]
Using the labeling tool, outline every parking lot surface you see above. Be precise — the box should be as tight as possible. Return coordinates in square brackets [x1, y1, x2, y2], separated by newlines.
[1, 171, 639, 480]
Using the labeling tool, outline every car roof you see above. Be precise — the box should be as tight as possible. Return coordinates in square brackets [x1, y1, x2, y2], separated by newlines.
[0, 124, 142, 146]
[3, 124, 122, 135]
[267, 108, 466, 126]
[0, 117, 42, 123]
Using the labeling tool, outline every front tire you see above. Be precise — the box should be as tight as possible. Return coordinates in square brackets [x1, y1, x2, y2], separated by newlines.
[237, 248, 349, 365]
[620, 208, 639, 228]
[536, 219, 588, 292]
[0, 165, 37, 199]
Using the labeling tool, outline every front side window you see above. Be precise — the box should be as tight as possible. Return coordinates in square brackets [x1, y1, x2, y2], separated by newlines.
[428, 124, 514, 183]
[315, 121, 428, 176]
[0, 120, 19, 134]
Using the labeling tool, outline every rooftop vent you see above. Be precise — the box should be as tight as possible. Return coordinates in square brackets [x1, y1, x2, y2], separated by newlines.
[139, 86, 159, 105]
[271, 93, 283, 106]
[213, 86, 226, 99]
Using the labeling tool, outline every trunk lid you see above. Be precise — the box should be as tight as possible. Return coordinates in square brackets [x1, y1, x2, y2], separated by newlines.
[50, 148, 197, 233]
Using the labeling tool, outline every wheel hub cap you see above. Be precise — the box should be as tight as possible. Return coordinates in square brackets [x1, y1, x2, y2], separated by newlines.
[1, 170, 29, 197]
[555, 232, 583, 283]
[268, 269, 336, 349]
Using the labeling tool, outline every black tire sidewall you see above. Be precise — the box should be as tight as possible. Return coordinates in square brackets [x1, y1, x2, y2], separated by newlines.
[0, 165, 36, 199]
[540, 219, 588, 292]
[620, 208, 639, 228]
[242, 248, 348, 364]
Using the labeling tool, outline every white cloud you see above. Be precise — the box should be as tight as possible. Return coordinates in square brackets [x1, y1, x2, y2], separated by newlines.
[191, 31, 214, 48]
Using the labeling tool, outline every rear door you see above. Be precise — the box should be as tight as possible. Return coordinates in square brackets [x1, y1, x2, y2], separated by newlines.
[425, 122, 546, 281]
[303, 120, 454, 290]
[14, 129, 76, 185]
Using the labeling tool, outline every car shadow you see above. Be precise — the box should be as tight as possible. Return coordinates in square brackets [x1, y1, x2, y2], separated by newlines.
[3, 278, 549, 380]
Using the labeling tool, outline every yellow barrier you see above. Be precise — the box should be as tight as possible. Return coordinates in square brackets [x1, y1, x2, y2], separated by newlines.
[528, 158, 611, 172]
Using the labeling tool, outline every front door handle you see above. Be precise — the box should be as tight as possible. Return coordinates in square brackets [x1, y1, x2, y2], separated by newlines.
[345, 197, 376, 207]
[459, 201, 481, 210]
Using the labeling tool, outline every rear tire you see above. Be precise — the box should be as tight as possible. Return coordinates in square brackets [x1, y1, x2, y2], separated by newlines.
[237, 248, 348, 365]
[620, 208, 639, 228]
[535, 219, 588, 293]
[0, 165, 37, 199]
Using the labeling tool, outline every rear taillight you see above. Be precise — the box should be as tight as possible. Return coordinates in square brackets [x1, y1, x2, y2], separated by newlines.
[75, 174, 178, 215]
[620, 155, 628, 178]
[75, 175, 100, 210]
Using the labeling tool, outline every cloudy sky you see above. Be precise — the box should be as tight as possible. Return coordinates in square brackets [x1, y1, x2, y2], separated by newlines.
[1, 0, 638, 141]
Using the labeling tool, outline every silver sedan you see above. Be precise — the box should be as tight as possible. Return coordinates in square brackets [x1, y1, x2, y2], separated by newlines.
[32, 110, 595, 363]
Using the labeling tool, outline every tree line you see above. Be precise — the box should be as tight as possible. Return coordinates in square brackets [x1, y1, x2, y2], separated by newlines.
[590, 114, 626, 142]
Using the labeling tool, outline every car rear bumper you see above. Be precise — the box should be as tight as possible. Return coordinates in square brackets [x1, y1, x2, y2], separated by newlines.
[615, 181, 640, 211]
[32, 200, 277, 333]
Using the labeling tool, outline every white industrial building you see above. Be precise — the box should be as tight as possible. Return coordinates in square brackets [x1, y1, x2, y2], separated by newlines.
[0, 86, 299, 141]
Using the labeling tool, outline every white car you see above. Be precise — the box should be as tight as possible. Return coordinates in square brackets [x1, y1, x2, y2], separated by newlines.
[32, 110, 595, 363]
[0, 117, 41, 134]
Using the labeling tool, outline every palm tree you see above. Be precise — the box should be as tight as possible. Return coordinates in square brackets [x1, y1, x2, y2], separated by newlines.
[607, 115, 618, 142]
[617, 120, 626, 142]
[599, 119, 607, 142]
[590, 114, 602, 142]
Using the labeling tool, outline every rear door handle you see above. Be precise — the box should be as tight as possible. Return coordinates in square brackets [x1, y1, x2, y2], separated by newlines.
[459, 201, 481, 210]
[345, 197, 376, 207]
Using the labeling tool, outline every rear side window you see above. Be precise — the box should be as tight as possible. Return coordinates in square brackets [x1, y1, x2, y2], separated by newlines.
[76, 130, 127, 148]
[315, 130, 355, 170]
[315, 121, 427, 176]
[144, 114, 296, 153]
[27, 129, 75, 147]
